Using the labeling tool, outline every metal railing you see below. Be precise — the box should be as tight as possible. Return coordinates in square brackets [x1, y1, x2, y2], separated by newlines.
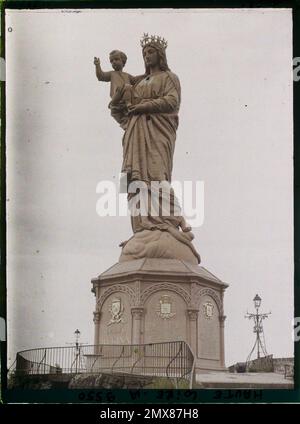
[13, 341, 195, 388]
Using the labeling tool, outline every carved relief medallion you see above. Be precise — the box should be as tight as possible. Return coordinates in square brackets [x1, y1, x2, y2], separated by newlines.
[108, 298, 124, 326]
[203, 301, 214, 319]
[157, 295, 176, 319]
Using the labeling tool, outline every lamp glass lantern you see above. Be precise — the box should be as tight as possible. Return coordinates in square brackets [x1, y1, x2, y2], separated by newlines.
[253, 294, 261, 309]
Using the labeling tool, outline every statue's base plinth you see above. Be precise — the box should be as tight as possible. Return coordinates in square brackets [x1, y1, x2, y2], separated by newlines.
[92, 258, 228, 372]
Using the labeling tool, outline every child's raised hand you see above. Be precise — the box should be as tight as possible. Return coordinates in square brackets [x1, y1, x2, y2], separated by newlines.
[94, 57, 100, 66]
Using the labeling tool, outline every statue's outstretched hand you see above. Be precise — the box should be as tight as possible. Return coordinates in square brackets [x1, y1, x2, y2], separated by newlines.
[94, 57, 100, 66]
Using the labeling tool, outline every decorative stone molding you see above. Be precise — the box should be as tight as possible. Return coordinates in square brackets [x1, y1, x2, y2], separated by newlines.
[140, 282, 191, 305]
[93, 311, 101, 324]
[195, 287, 222, 314]
[134, 281, 141, 306]
[203, 301, 215, 320]
[219, 315, 226, 325]
[220, 288, 225, 301]
[156, 295, 176, 319]
[131, 307, 144, 319]
[186, 308, 199, 321]
[96, 284, 136, 309]
[189, 283, 199, 309]
[107, 298, 125, 326]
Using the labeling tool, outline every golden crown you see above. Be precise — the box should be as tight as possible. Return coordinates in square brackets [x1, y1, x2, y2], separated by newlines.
[140, 33, 168, 50]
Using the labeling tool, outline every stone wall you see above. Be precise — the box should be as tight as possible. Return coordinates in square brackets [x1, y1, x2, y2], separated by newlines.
[247, 355, 274, 372]
[69, 372, 154, 389]
[198, 295, 220, 360]
[92, 259, 228, 371]
[273, 357, 294, 374]
[229, 356, 294, 375]
[143, 290, 187, 344]
[99, 292, 131, 345]
[9, 372, 169, 390]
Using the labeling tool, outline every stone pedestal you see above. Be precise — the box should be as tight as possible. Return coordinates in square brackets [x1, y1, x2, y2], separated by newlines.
[91, 258, 228, 372]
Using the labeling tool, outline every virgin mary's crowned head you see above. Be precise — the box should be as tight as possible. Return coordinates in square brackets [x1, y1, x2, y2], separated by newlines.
[140, 33, 170, 73]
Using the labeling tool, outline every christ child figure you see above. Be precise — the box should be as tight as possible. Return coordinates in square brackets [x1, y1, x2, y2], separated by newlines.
[94, 50, 141, 129]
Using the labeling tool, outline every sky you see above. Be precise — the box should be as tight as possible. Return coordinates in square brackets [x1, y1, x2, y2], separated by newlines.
[5, 8, 293, 367]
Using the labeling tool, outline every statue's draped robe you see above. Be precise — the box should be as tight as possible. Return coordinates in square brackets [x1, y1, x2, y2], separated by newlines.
[118, 70, 200, 263]
[121, 71, 189, 233]
[122, 71, 180, 183]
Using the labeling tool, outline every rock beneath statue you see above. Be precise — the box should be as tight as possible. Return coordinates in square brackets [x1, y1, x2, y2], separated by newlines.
[119, 229, 200, 264]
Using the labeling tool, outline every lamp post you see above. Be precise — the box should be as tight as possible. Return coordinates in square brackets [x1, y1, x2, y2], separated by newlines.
[74, 329, 81, 350]
[245, 294, 271, 362]
[74, 329, 80, 373]
[253, 294, 261, 310]
[253, 295, 262, 358]
[67, 329, 87, 373]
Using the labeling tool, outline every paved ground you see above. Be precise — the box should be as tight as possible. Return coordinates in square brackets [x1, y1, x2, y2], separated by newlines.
[195, 371, 294, 389]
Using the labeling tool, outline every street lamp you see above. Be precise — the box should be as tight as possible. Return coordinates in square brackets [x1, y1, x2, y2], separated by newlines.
[74, 329, 81, 373]
[74, 329, 81, 348]
[245, 295, 271, 362]
[253, 294, 261, 310]
[67, 329, 86, 373]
